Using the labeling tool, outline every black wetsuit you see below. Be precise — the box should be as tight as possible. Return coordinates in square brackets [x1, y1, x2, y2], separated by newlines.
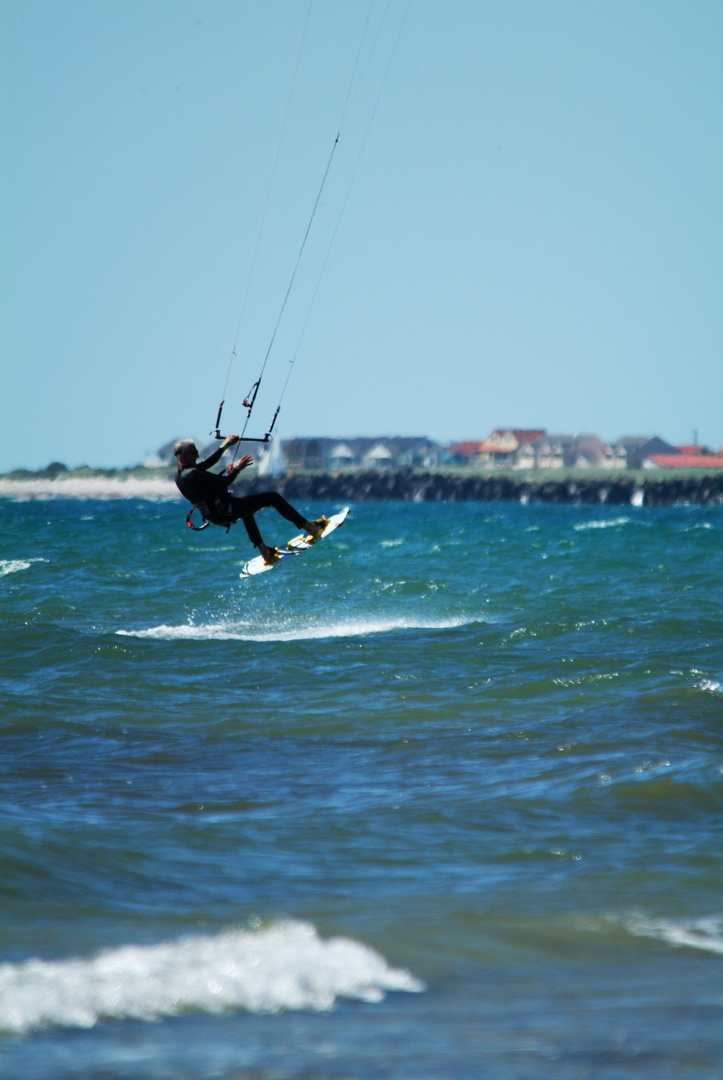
[175, 446, 309, 548]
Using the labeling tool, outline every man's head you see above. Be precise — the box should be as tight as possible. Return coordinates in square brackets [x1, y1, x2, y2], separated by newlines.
[174, 439, 198, 465]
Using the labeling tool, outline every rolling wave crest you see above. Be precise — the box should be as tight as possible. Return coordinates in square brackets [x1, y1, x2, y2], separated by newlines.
[622, 914, 723, 955]
[0, 920, 423, 1034]
[117, 613, 481, 642]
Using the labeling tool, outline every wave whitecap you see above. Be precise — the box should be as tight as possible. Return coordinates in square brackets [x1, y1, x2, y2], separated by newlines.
[0, 920, 423, 1034]
[573, 517, 631, 531]
[1, 560, 32, 577]
[622, 914, 723, 955]
[117, 613, 480, 643]
[0, 558, 46, 577]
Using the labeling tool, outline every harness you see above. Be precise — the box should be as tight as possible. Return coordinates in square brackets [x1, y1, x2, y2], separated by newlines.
[185, 505, 211, 531]
[179, 464, 238, 533]
[185, 501, 237, 533]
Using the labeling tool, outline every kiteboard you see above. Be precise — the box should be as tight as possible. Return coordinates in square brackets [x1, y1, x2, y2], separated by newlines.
[240, 507, 350, 578]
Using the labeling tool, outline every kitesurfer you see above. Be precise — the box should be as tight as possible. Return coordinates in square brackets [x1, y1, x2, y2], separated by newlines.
[174, 436, 325, 563]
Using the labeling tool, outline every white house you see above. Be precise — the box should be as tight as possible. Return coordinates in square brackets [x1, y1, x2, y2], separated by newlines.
[329, 442, 355, 469]
[363, 443, 394, 468]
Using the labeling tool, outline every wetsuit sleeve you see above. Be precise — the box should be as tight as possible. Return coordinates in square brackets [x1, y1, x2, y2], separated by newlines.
[223, 463, 245, 488]
[197, 445, 225, 471]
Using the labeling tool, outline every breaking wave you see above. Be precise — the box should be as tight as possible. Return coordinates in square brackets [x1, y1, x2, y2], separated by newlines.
[0, 920, 423, 1034]
[117, 613, 483, 643]
[0, 558, 46, 577]
[622, 914, 723, 955]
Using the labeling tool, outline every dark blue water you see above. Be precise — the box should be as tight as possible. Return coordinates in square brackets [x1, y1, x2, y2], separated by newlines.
[1, 495, 722, 1078]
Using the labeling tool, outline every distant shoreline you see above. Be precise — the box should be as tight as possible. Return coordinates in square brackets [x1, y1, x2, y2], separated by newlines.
[1, 468, 722, 506]
[0, 474, 178, 500]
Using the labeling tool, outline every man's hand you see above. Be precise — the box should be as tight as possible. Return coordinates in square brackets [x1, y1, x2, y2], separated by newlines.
[221, 434, 240, 451]
[226, 454, 254, 474]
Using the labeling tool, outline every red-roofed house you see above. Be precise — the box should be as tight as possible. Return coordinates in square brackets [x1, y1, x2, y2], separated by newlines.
[477, 429, 546, 465]
[449, 441, 487, 463]
[674, 444, 711, 456]
[644, 454, 723, 470]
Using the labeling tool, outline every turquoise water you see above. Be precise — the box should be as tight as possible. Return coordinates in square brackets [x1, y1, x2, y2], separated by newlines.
[1, 495, 722, 1079]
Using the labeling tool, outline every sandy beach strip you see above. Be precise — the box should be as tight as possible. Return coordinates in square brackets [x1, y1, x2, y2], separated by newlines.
[0, 476, 178, 500]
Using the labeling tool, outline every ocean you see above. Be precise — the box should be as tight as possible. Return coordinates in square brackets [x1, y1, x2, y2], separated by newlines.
[1, 493, 721, 1079]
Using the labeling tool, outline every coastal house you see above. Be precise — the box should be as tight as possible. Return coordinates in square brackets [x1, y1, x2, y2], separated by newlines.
[674, 444, 712, 456]
[392, 438, 442, 468]
[643, 452, 723, 470]
[531, 436, 568, 469]
[565, 435, 618, 469]
[613, 436, 678, 469]
[512, 433, 620, 469]
[280, 436, 441, 471]
[363, 442, 394, 469]
[514, 443, 538, 469]
[329, 442, 355, 470]
[282, 438, 324, 469]
[448, 441, 486, 464]
[478, 429, 546, 466]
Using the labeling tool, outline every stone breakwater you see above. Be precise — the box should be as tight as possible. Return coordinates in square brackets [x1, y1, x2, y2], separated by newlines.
[1, 470, 721, 505]
[244, 470, 723, 506]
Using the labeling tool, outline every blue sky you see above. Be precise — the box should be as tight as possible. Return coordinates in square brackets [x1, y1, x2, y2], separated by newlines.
[2, 0, 721, 470]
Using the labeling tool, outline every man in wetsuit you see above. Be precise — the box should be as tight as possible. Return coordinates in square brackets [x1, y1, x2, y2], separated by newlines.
[174, 435, 324, 564]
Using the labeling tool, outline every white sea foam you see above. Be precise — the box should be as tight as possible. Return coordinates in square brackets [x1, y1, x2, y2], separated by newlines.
[117, 613, 480, 643]
[622, 915, 723, 956]
[0, 559, 32, 577]
[0, 920, 423, 1035]
[698, 679, 721, 693]
[573, 517, 631, 531]
[0, 558, 46, 577]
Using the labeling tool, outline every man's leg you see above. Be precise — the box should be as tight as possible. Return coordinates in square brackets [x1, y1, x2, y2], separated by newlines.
[229, 492, 321, 560]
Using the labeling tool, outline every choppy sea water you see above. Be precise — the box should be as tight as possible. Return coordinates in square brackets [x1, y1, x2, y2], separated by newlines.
[1, 495, 721, 1079]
